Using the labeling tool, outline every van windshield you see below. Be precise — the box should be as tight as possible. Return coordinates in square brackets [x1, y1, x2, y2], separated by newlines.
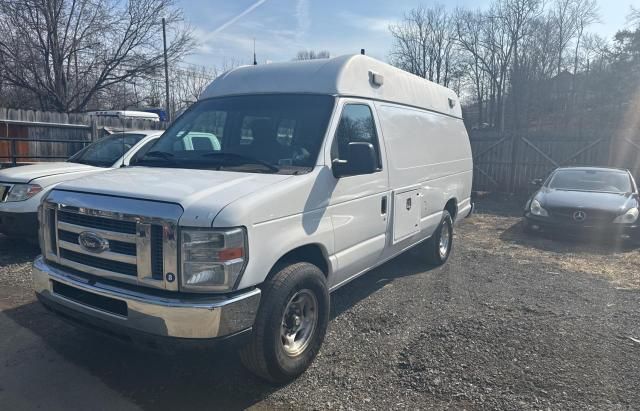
[135, 94, 336, 174]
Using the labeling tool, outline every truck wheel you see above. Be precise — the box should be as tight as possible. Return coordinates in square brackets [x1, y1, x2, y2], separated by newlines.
[239, 262, 329, 383]
[424, 210, 453, 265]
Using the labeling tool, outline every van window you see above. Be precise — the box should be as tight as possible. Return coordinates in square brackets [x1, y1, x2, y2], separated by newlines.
[240, 117, 296, 148]
[277, 119, 296, 146]
[331, 104, 381, 168]
[240, 116, 269, 145]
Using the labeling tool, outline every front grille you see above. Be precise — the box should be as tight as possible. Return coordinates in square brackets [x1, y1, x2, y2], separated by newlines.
[151, 225, 164, 279]
[58, 211, 137, 234]
[58, 229, 77, 243]
[52, 280, 128, 317]
[58, 230, 136, 256]
[48, 208, 57, 255]
[549, 208, 617, 223]
[42, 194, 178, 291]
[60, 249, 138, 276]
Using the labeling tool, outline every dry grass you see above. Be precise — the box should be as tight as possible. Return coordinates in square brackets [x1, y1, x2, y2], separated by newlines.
[461, 212, 640, 289]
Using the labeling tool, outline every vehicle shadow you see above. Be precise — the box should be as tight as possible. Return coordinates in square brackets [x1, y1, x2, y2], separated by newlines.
[330, 249, 436, 319]
[472, 192, 530, 218]
[0, 234, 40, 266]
[2, 250, 435, 410]
[499, 219, 638, 255]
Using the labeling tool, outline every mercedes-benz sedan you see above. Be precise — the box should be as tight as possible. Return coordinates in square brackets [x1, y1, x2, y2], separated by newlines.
[524, 167, 639, 242]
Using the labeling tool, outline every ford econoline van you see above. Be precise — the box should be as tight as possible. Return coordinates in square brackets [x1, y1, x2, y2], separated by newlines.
[33, 55, 473, 382]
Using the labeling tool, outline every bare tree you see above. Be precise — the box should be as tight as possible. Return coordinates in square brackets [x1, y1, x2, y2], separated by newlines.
[629, 6, 640, 27]
[0, 0, 193, 112]
[294, 50, 330, 60]
[551, 0, 578, 75]
[571, 0, 599, 75]
[170, 65, 217, 116]
[455, 9, 489, 124]
[389, 5, 458, 86]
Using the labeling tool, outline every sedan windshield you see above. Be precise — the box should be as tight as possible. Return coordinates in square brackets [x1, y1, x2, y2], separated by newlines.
[548, 169, 632, 193]
[135, 94, 336, 174]
[68, 133, 146, 167]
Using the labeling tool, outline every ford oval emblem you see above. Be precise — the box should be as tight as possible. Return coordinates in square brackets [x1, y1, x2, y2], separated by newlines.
[78, 231, 110, 253]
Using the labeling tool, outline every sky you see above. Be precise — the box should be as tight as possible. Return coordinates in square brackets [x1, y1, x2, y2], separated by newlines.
[179, 0, 638, 70]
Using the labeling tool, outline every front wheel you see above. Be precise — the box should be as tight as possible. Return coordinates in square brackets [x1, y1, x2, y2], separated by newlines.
[239, 262, 329, 383]
[424, 210, 454, 265]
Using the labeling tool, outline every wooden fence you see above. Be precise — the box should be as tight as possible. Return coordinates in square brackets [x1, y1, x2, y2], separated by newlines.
[3, 107, 640, 193]
[0, 108, 166, 166]
[471, 132, 640, 193]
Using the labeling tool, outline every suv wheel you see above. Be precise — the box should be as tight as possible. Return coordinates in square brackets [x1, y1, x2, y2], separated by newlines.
[239, 262, 329, 383]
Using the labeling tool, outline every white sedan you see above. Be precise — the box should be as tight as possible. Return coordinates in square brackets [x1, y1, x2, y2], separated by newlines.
[0, 130, 162, 240]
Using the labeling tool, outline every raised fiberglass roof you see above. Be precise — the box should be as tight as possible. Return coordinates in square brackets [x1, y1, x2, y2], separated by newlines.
[200, 54, 462, 118]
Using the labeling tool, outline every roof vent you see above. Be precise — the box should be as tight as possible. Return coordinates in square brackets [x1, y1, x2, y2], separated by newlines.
[368, 70, 384, 87]
[448, 98, 456, 109]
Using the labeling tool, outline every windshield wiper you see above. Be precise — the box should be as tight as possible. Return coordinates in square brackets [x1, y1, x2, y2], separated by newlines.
[200, 152, 280, 173]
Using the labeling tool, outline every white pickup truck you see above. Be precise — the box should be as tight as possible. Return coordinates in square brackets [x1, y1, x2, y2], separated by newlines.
[33, 55, 473, 383]
[0, 131, 162, 239]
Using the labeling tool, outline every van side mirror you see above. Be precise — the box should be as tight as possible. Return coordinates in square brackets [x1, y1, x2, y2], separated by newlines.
[332, 142, 378, 178]
[531, 178, 543, 187]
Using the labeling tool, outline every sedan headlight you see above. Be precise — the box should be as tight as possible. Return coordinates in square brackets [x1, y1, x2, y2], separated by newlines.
[180, 227, 247, 292]
[6, 184, 43, 202]
[613, 208, 639, 224]
[530, 199, 549, 217]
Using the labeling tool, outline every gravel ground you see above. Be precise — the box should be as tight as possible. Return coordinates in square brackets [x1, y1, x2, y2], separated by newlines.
[1, 196, 639, 410]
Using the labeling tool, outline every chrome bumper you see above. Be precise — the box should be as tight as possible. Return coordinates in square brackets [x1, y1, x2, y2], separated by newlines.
[32, 256, 261, 339]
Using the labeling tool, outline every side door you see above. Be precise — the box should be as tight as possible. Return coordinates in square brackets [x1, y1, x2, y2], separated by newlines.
[327, 100, 390, 288]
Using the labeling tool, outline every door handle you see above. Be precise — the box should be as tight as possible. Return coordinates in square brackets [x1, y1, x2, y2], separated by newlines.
[381, 196, 387, 215]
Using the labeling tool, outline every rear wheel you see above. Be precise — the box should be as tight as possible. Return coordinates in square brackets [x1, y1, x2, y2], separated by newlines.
[424, 210, 454, 265]
[239, 262, 329, 383]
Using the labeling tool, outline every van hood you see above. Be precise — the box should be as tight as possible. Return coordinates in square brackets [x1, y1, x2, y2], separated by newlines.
[0, 162, 99, 184]
[54, 167, 294, 226]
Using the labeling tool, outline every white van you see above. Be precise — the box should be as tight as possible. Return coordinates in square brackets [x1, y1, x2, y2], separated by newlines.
[0, 131, 162, 239]
[33, 55, 472, 382]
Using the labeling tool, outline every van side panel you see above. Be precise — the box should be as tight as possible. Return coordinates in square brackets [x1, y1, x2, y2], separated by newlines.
[374, 102, 472, 256]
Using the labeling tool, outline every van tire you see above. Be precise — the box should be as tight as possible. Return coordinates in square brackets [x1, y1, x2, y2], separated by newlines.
[239, 262, 329, 384]
[424, 210, 453, 265]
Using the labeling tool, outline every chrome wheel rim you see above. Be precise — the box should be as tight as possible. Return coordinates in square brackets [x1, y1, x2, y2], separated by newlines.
[281, 289, 318, 357]
[439, 223, 451, 259]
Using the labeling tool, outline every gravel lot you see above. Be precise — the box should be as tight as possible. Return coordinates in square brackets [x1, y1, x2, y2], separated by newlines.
[1, 196, 639, 410]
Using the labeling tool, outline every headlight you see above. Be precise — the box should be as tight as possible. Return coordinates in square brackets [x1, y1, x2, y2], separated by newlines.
[180, 227, 247, 292]
[530, 199, 548, 217]
[613, 208, 639, 224]
[6, 184, 42, 202]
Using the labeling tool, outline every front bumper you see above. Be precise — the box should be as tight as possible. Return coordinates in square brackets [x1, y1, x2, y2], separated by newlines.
[524, 213, 640, 239]
[0, 210, 38, 238]
[33, 256, 261, 340]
